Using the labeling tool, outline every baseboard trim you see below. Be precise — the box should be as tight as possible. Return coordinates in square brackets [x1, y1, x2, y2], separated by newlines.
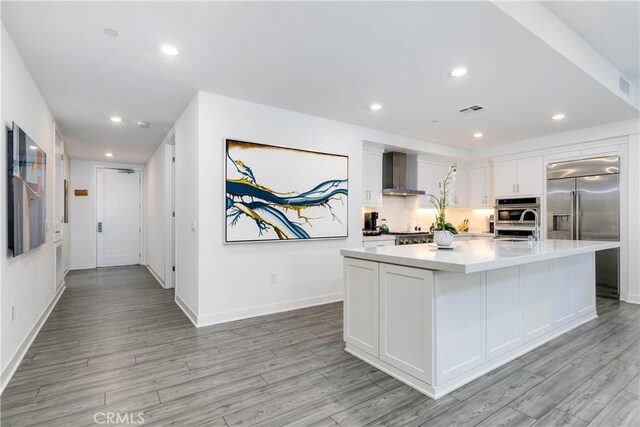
[64, 267, 71, 277]
[146, 264, 166, 288]
[1, 284, 66, 394]
[195, 293, 343, 328]
[69, 265, 96, 271]
[624, 293, 640, 304]
[175, 294, 198, 327]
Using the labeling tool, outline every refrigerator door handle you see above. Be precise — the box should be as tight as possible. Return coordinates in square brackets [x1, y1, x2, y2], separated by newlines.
[570, 190, 575, 240]
[575, 190, 580, 240]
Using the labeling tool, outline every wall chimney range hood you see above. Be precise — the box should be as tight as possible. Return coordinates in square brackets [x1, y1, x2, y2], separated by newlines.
[382, 152, 425, 196]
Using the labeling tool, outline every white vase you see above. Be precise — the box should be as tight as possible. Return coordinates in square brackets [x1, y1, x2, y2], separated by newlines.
[434, 230, 454, 247]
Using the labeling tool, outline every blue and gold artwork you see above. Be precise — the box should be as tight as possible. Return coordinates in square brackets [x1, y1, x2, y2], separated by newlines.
[225, 139, 348, 242]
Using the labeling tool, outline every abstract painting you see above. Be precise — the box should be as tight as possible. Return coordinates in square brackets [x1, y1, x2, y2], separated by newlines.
[8, 122, 47, 256]
[225, 139, 348, 242]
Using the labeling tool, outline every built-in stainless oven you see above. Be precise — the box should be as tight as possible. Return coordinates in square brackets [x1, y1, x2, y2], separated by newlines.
[494, 197, 540, 239]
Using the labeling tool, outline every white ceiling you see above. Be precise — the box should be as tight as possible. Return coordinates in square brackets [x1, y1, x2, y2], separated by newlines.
[2, 1, 638, 163]
[543, 0, 640, 87]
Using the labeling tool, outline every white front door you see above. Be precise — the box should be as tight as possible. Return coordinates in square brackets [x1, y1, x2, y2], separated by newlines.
[96, 168, 141, 267]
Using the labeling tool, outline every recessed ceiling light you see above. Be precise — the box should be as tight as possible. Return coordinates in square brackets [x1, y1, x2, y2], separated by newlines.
[105, 153, 114, 157]
[449, 67, 468, 78]
[137, 121, 150, 129]
[552, 113, 566, 121]
[369, 104, 382, 111]
[29, 145, 38, 150]
[160, 44, 180, 56]
[103, 28, 119, 37]
[110, 116, 123, 123]
[473, 132, 483, 138]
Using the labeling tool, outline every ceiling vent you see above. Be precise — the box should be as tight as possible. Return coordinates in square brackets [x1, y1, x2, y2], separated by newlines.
[619, 77, 630, 95]
[457, 105, 485, 115]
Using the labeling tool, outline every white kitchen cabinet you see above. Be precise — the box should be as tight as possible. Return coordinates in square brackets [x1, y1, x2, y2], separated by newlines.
[363, 150, 383, 207]
[435, 272, 485, 384]
[486, 267, 522, 360]
[575, 253, 596, 316]
[379, 264, 434, 384]
[344, 258, 379, 357]
[551, 257, 576, 328]
[417, 161, 449, 208]
[342, 250, 600, 399]
[522, 261, 551, 343]
[493, 157, 543, 197]
[466, 166, 492, 207]
[449, 167, 466, 207]
[493, 161, 518, 197]
[362, 238, 396, 248]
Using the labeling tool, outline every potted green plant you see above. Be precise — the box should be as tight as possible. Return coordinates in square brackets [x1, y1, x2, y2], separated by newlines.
[428, 164, 459, 247]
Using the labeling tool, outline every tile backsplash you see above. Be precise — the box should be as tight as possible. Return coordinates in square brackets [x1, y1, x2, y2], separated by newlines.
[363, 196, 493, 233]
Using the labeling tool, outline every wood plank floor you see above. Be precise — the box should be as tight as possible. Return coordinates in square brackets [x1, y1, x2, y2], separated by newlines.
[1, 265, 639, 426]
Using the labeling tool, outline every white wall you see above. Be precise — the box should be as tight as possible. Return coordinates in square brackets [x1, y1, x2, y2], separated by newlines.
[145, 143, 166, 285]
[174, 95, 200, 319]
[69, 159, 144, 270]
[175, 91, 469, 326]
[1, 25, 59, 390]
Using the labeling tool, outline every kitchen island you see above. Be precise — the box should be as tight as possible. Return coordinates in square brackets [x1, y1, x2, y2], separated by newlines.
[340, 239, 620, 399]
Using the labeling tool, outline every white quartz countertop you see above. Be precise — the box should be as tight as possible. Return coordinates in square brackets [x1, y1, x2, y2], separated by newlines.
[341, 239, 620, 274]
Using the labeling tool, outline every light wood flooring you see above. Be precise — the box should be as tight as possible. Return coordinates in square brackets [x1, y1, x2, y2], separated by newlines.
[1, 265, 639, 426]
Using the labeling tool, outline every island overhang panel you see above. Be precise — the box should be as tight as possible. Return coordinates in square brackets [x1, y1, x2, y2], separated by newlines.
[341, 239, 619, 399]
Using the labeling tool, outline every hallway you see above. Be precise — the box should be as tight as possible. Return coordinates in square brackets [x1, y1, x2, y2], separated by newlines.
[1, 267, 639, 426]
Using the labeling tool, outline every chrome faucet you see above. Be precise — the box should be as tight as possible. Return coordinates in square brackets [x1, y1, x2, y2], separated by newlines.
[519, 209, 541, 242]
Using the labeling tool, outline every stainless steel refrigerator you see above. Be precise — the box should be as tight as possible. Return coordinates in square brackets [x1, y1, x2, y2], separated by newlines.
[547, 156, 620, 298]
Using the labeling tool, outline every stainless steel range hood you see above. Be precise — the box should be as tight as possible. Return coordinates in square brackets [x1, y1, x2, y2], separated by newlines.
[382, 152, 425, 196]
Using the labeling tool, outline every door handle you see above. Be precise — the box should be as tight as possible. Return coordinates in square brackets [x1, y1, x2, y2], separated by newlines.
[513, 184, 516, 194]
[97, 222, 103, 233]
[517, 183, 520, 193]
[570, 190, 575, 240]
[575, 191, 580, 240]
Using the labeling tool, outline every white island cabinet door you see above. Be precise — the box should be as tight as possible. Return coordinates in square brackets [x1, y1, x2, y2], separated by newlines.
[379, 264, 434, 384]
[344, 258, 379, 357]
[486, 266, 522, 360]
[575, 253, 596, 316]
[434, 272, 485, 384]
[522, 261, 552, 342]
[551, 257, 576, 327]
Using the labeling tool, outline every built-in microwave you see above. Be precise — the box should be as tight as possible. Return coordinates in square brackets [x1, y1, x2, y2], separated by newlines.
[494, 197, 541, 228]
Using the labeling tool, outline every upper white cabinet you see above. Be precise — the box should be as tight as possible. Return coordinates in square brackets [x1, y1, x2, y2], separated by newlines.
[449, 168, 466, 207]
[363, 150, 383, 207]
[493, 156, 543, 197]
[417, 161, 449, 208]
[466, 166, 492, 207]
